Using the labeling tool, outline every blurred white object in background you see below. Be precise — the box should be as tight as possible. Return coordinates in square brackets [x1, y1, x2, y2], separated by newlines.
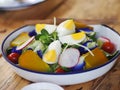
[0, 0, 45, 10]
[23, 0, 45, 4]
[0, 0, 15, 4]
[0, 0, 19, 7]
[22, 82, 64, 90]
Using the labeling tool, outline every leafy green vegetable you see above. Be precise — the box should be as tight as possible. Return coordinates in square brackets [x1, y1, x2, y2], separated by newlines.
[35, 29, 52, 51]
[87, 32, 96, 42]
[42, 45, 48, 54]
[6, 48, 12, 55]
[97, 39, 104, 48]
[39, 35, 52, 45]
[35, 29, 59, 54]
[38, 29, 59, 45]
[41, 29, 49, 36]
[50, 31, 58, 40]
[87, 42, 96, 48]
[71, 44, 80, 49]
[105, 50, 119, 60]
[35, 34, 41, 40]
[49, 63, 59, 72]
[62, 43, 68, 49]
[61, 66, 71, 72]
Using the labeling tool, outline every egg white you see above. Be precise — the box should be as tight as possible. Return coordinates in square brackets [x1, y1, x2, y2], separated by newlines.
[59, 32, 86, 45]
[56, 20, 75, 37]
[43, 40, 61, 64]
[35, 24, 57, 34]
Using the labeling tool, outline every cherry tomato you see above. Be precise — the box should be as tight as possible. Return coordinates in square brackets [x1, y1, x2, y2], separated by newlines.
[55, 67, 65, 73]
[7, 53, 20, 64]
[101, 42, 116, 54]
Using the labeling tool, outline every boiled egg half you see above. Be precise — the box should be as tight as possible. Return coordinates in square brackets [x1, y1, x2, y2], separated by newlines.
[56, 19, 75, 37]
[43, 40, 62, 64]
[35, 24, 57, 34]
[59, 31, 86, 45]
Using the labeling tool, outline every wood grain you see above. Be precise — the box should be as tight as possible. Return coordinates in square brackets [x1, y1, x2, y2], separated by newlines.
[0, 0, 65, 20]
[48, 0, 120, 21]
[0, 0, 120, 90]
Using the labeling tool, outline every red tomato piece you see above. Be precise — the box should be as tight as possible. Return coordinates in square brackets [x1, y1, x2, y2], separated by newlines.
[7, 53, 20, 64]
[101, 42, 116, 54]
[55, 67, 65, 73]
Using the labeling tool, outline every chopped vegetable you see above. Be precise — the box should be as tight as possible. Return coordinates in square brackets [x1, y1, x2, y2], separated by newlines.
[11, 47, 22, 54]
[71, 55, 85, 71]
[6, 19, 118, 73]
[37, 50, 43, 58]
[98, 36, 110, 43]
[8, 52, 20, 64]
[76, 27, 93, 33]
[55, 67, 65, 73]
[19, 50, 50, 72]
[29, 30, 37, 37]
[16, 36, 35, 50]
[78, 41, 97, 55]
[74, 21, 93, 30]
[10, 32, 30, 47]
[59, 48, 80, 68]
[101, 42, 116, 54]
[85, 47, 108, 69]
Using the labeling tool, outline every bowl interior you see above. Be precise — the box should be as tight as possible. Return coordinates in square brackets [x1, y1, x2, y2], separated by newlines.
[91, 25, 120, 50]
[1, 24, 120, 74]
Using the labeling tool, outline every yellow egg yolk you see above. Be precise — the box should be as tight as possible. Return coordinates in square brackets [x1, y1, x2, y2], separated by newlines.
[44, 50, 57, 63]
[35, 24, 46, 34]
[64, 20, 74, 30]
[71, 31, 85, 40]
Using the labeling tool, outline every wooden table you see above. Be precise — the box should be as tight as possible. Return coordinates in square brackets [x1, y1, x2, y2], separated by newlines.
[0, 0, 120, 90]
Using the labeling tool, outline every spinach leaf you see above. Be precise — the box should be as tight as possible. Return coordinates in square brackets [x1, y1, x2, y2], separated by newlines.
[41, 29, 49, 36]
[50, 31, 58, 40]
[49, 63, 59, 72]
[35, 34, 41, 40]
[107, 51, 119, 60]
[87, 32, 96, 42]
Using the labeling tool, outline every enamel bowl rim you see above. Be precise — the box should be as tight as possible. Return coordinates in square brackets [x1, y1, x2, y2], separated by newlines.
[1, 24, 120, 75]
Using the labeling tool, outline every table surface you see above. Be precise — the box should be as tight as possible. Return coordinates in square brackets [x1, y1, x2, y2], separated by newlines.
[0, 0, 120, 90]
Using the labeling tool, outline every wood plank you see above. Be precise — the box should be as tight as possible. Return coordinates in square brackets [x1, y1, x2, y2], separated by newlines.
[48, 0, 120, 21]
[63, 76, 106, 90]
[0, 0, 64, 20]
[93, 57, 120, 90]
[0, 23, 119, 90]
[0, 19, 119, 90]
[0, 0, 120, 90]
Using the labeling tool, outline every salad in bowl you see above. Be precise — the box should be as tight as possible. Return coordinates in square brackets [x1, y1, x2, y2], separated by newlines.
[1, 19, 120, 85]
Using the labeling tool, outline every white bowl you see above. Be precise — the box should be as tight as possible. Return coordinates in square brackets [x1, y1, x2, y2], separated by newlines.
[21, 82, 64, 90]
[1, 24, 120, 85]
[0, 0, 45, 10]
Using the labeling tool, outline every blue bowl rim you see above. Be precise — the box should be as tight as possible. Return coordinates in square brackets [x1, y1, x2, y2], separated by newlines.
[1, 24, 120, 75]
[0, 0, 46, 10]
